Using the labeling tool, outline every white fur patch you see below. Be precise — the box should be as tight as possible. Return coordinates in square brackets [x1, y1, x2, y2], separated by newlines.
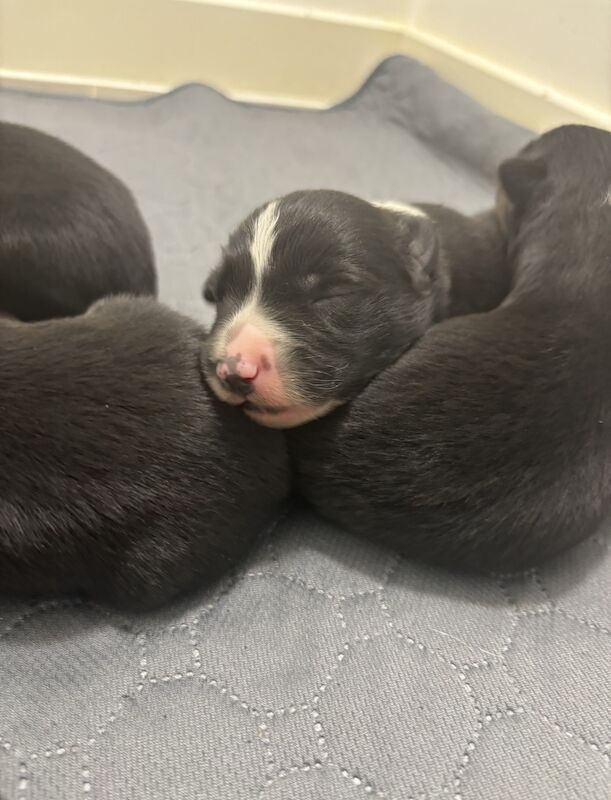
[605, 186, 611, 206]
[209, 201, 280, 361]
[249, 201, 279, 279]
[373, 200, 428, 218]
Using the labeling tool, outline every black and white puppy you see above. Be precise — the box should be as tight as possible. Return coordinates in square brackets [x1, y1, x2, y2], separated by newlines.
[0, 122, 156, 320]
[288, 125, 611, 571]
[202, 191, 508, 427]
[0, 124, 289, 609]
[203, 124, 611, 571]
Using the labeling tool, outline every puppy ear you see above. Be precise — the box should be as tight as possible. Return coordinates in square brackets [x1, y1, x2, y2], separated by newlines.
[406, 214, 439, 289]
[389, 212, 439, 292]
[373, 203, 441, 292]
[498, 156, 547, 208]
[202, 266, 221, 303]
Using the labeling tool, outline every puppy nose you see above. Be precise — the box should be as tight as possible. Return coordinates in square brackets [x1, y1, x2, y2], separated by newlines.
[216, 358, 259, 396]
[223, 372, 255, 397]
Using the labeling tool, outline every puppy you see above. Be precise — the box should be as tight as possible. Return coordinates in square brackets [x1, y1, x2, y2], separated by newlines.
[202, 190, 508, 428]
[0, 298, 289, 610]
[0, 124, 289, 609]
[288, 125, 611, 571]
[0, 122, 156, 320]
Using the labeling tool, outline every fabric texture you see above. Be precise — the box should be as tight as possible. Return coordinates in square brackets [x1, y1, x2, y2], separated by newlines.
[0, 56, 609, 800]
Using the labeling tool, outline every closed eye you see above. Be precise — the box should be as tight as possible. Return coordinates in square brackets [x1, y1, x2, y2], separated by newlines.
[312, 291, 358, 306]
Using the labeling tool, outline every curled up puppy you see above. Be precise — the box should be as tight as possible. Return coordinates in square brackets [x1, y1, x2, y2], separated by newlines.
[203, 125, 611, 571]
[0, 123, 289, 610]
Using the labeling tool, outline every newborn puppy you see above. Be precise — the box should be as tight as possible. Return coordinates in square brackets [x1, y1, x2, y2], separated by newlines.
[0, 122, 156, 320]
[0, 298, 289, 610]
[201, 191, 481, 427]
[289, 125, 611, 571]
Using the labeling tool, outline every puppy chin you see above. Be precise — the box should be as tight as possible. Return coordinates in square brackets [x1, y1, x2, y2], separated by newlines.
[243, 399, 340, 429]
[205, 368, 341, 428]
[205, 374, 246, 407]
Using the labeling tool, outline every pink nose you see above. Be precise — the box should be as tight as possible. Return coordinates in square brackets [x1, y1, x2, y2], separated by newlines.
[223, 324, 274, 374]
[216, 359, 259, 382]
[215, 322, 288, 405]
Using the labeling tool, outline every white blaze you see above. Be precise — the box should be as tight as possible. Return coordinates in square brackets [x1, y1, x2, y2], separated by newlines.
[372, 199, 428, 218]
[210, 200, 283, 361]
[249, 200, 279, 281]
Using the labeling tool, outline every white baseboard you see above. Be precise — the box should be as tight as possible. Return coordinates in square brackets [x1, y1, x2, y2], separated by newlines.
[0, 69, 165, 100]
[0, 67, 331, 108]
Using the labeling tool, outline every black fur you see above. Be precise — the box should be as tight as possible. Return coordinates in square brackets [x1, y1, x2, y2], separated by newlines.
[0, 299, 289, 609]
[416, 204, 510, 317]
[0, 122, 156, 320]
[288, 125, 611, 571]
[0, 124, 289, 609]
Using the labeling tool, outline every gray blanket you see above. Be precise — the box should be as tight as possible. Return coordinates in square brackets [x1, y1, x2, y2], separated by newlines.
[1, 56, 609, 800]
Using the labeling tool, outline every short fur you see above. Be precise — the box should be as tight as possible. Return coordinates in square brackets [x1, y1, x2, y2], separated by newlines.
[0, 124, 289, 609]
[0, 299, 289, 609]
[288, 125, 611, 571]
[0, 122, 156, 320]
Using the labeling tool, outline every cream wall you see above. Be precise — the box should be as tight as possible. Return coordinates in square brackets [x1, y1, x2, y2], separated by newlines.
[406, 0, 611, 128]
[0, 0, 405, 105]
[0, 0, 609, 131]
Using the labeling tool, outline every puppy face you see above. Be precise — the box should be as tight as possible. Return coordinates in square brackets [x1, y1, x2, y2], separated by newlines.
[202, 190, 445, 428]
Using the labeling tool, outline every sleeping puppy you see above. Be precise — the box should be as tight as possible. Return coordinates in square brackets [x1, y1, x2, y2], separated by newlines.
[288, 125, 611, 571]
[203, 124, 611, 571]
[0, 123, 288, 609]
[0, 122, 156, 320]
[0, 298, 289, 610]
[201, 191, 509, 427]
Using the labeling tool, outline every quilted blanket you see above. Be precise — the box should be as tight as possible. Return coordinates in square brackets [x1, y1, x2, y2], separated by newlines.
[0, 56, 609, 800]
